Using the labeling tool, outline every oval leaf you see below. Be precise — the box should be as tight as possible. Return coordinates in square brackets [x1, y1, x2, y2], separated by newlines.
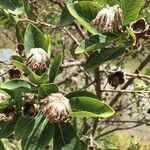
[0, 120, 16, 138]
[38, 83, 59, 100]
[49, 52, 62, 83]
[15, 116, 33, 140]
[24, 23, 50, 53]
[1, 79, 37, 92]
[53, 122, 81, 150]
[66, 90, 97, 99]
[21, 114, 54, 150]
[70, 96, 115, 117]
[84, 47, 126, 70]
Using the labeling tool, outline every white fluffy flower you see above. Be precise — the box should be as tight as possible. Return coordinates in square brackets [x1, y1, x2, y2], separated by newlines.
[41, 93, 71, 122]
[26, 48, 49, 71]
[91, 4, 123, 32]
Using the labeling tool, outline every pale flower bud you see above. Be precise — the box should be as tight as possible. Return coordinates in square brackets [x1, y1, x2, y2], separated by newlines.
[91, 4, 123, 32]
[41, 93, 71, 122]
[26, 48, 50, 71]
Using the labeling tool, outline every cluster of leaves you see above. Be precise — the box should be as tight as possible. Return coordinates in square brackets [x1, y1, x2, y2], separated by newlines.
[0, 0, 148, 149]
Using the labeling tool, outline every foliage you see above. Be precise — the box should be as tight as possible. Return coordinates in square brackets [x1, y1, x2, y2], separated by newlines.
[0, 0, 149, 150]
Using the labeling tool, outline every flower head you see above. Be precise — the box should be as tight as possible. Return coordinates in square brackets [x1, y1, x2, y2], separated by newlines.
[25, 48, 50, 71]
[41, 93, 71, 122]
[91, 4, 123, 32]
[108, 71, 125, 88]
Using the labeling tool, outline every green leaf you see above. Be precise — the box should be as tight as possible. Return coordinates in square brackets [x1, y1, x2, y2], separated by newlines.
[67, 1, 103, 35]
[49, 52, 63, 83]
[16, 24, 25, 43]
[38, 83, 59, 100]
[15, 116, 32, 140]
[0, 120, 16, 138]
[66, 90, 97, 99]
[75, 34, 119, 54]
[85, 47, 126, 70]
[0, 0, 23, 14]
[53, 122, 81, 150]
[29, 72, 48, 85]
[126, 26, 136, 46]
[60, 7, 74, 26]
[120, 0, 144, 25]
[13, 90, 22, 110]
[21, 114, 54, 150]
[22, 0, 36, 20]
[11, 55, 31, 74]
[70, 96, 115, 117]
[0, 140, 5, 150]
[24, 23, 51, 53]
[0, 79, 37, 92]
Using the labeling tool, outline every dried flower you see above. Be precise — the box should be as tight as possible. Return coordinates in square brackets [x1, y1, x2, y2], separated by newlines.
[130, 18, 149, 37]
[0, 107, 17, 121]
[41, 93, 71, 122]
[25, 48, 50, 71]
[108, 71, 125, 88]
[22, 102, 37, 118]
[16, 43, 25, 57]
[145, 25, 150, 37]
[8, 69, 21, 79]
[91, 4, 123, 32]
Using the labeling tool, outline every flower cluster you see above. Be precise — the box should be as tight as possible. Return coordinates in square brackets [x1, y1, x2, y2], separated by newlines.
[91, 4, 123, 32]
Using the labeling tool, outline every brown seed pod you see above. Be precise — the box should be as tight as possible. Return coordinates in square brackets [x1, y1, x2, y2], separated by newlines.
[16, 43, 25, 57]
[91, 4, 123, 32]
[41, 93, 71, 123]
[8, 69, 21, 79]
[0, 106, 17, 121]
[130, 18, 149, 38]
[108, 71, 125, 88]
[22, 102, 37, 118]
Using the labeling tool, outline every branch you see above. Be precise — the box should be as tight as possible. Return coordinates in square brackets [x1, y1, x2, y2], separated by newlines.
[94, 123, 144, 140]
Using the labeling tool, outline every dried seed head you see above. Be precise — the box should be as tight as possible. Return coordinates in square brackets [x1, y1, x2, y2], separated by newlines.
[8, 69, 21, 79]
[130, 18, 149, 37]
[25, 48, 50, 71]
[145, 25, 150, 37]
[22, 102, 37, 118]
[16, 43, 25, 57]
[108, 71, 125, 88]
[91, 4, 123, 32]
[41, 93, 71, 122]
[0, 107, 17, 121]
